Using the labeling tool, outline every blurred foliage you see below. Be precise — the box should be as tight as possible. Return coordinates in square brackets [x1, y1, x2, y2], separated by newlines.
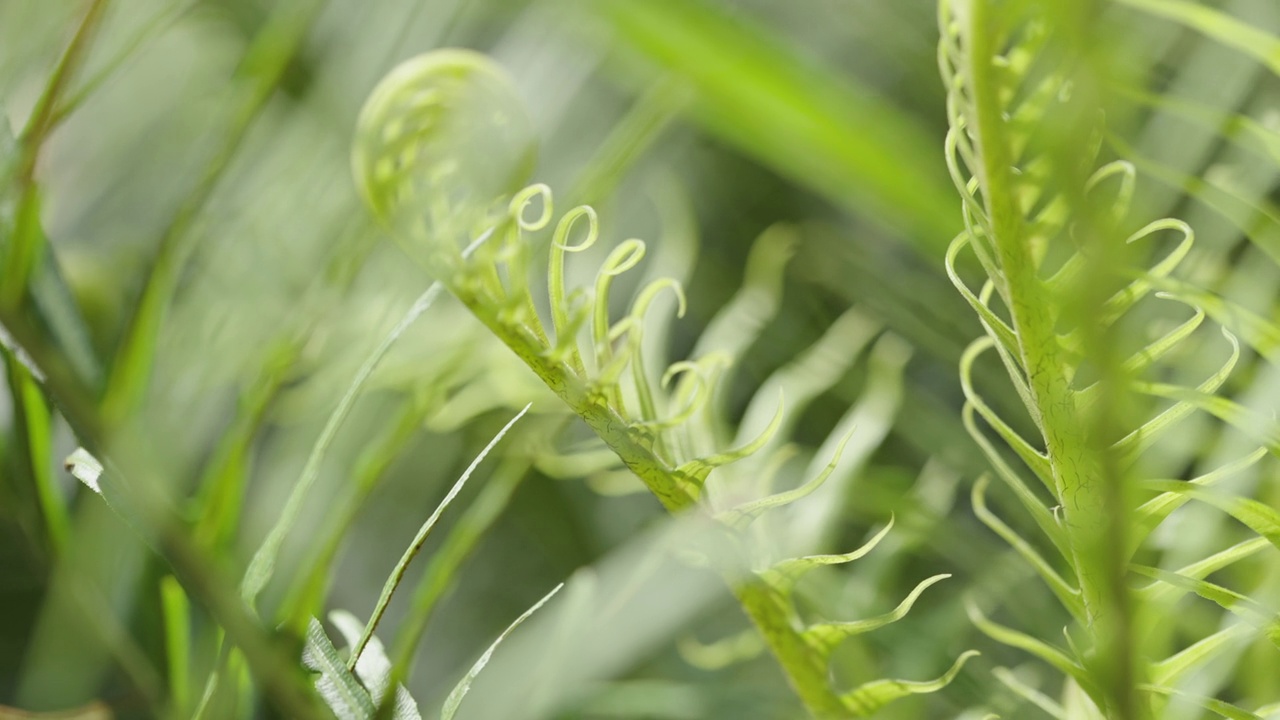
[2, 0, 1280, 718]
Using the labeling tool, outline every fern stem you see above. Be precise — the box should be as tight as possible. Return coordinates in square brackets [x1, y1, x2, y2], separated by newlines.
[962, 4, 1146, 717]
[447, 283, 860, 718]
[452, 283, 698, 513]
[963, 0, 1108, 622]
[734, 582, 850, 718]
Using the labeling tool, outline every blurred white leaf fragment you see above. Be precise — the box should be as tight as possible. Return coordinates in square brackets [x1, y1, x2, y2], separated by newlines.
[65, 447, 103, 494]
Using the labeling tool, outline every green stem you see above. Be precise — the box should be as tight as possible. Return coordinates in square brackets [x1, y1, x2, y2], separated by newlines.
[735, 581, 850, 718]
[448, 281, 856, 718]
[962, 4, 1145, 717]
[453, 284, 696, 513]
[964, 0, 1106, 621]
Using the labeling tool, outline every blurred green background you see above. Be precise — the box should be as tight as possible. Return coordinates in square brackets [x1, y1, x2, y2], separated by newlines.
[3, 0, 1280, 718]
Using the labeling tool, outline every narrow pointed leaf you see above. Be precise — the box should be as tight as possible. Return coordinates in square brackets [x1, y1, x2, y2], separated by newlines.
[804, 574, 950, 656]
[674, 395, 783, 489]
[1131, 566, 1280, 648]
[965, 602, 1094, 693]
[761, 518, 894, 595]
[842, 651, 980, 717]
[1133, 449, 1268, 551]
[1139, 684, 1263, 720]
[972, 476, 1083, 620]
[1143, 480, 1280, 552]
[440, 582, 564, 720]
[992, 667, 1066, 719]
[716, 428, 853, 529]
[1151, 624, 1250, 687]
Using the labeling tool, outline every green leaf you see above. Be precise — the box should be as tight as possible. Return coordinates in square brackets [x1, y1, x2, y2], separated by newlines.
[1151, 624, 1250, 687]
[1138, 537, 1270, 606]
[971, 475, 1083, 621]
[961, 404, 1070, 559]
[761, 517, 894, 596]
[715, 428, 853, 529]
[960, 338, 1055, 491]
[1115, 328, 1240, 460]
[302, 618, 375, 720]
[676, 629, 766, 671]
[804, 574, 950, 656]
[160, 576, 191, 715]
[945, 235, 1023, 364]
[351, 404, 531, 667]
[1133, 449, 1268, 551]
[1144, 480, 1280, 552]
[1131, 565, 1280, 648]
[965, 601, 1095, 695]
[440, 582, 564, 720]
[1139, 684, 1264, 720]
[842, 651, 980, 717]
[991, 667, 1066, 719]
[673, 395, 783, 490]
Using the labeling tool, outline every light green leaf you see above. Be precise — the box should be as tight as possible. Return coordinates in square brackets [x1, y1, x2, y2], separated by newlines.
[1138, 537, 1270, 606]
[673, 394, 783, 490]
[1116, 328, 1240, 460]
[691, 224, 795, 361]
[962, 405, 1070, 559]
[965, 601, 1095, 695]
[440, 582, 564, 720]
[1133, 448, 1267, 550]
[1131, 565, 1280, 648]
[715, 428, 853, 529]
[804, 574, 950, 656]
[351, 404, 531, 667]
[972, 476, 1083, 621]
[842, 651, 980, 716]
[992, 667, 1066, 719]
[761, 517, 894, 595]
[1139, 684, 1264, 720]
[1151, 624, 1251, 687]
[960, 339, 1055, 491]
[676, 629, 766, 671]
[1144, 480, 1280, 551]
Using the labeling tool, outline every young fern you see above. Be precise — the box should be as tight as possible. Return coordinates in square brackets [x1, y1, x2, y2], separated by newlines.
[352, 48, 975, 718]
[942, 1, 1280, 717]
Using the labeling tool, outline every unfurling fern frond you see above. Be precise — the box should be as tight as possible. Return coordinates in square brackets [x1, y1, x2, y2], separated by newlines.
[352, 48, 975, 718]
[942, 1, 1280, 718]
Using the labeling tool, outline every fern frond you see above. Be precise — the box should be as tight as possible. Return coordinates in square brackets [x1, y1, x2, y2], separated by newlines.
[353, 48, 973, 718]
[939, 1, 1280, 715]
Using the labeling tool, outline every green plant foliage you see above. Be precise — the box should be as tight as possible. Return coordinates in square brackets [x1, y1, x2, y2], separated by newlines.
[353, 48, 974, 719]
[942, 0, 1280, 716]
[9, 1, 1280, 718]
